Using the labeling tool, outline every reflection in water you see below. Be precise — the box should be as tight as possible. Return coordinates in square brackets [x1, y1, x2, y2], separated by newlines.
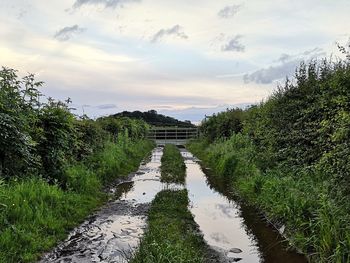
[182, 149, 307, 263]
[40, 147, 184, 263]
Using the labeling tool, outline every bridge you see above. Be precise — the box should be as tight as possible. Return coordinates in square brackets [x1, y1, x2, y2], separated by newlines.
[147, 126, 199, 145]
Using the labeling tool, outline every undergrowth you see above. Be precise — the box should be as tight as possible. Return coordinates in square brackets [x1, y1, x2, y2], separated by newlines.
[160, 144, 186, 184]
[131, 190, 207, 263]
[0, 138, 154, 263]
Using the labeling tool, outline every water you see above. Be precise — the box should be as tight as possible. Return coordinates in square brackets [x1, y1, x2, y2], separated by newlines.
[40, 147, 183, 263]
[40, 147, 307, 263]
[181, 149, 307, 263]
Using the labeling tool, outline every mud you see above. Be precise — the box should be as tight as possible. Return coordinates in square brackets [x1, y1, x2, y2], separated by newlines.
[40, 147, 168, 263]
[40, 146, 307, 263]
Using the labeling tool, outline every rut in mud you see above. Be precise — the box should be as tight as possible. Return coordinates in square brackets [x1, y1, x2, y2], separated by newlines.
[40, 146, 306, 263]
[40, 147, 177, 263]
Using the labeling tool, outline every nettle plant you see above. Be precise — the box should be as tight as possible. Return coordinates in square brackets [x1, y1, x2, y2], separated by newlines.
[0, 67, 77, 183]
[0, 67, 43, 178]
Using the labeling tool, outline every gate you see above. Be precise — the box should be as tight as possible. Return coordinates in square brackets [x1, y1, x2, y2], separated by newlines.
[147, 127, 199, 145]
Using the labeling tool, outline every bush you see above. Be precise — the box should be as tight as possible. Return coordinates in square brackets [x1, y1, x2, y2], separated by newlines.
[189, 51, 350, 262]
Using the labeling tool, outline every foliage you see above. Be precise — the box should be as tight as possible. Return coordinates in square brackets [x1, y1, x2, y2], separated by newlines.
[96, 116, 149, 141]
[200, 108, 245, 142]
[0, 67, 156, 262]
[0, 178, 104, 263]
[189, 53, 350, 262]
[110, 110, 195, 127]
[37, 99, 76, 183]
[160, 144, 186, 184]
[131, 190, 206, 263]
[0, 67, 152, 185]
[0, 138, 154, 263]
[0, 68, 42, 178]
[89, 137, 154, 184]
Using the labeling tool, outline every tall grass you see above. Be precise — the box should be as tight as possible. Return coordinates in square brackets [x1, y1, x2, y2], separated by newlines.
[0, 178, 102, 263]
[131, 190, 206, 263]
[0, 138, 154, 263]
[188, 136, 350, 263]
[160, 144, 186, 184]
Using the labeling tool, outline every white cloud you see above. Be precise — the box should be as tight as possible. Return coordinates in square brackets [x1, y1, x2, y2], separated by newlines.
[72, 0, 141, 9]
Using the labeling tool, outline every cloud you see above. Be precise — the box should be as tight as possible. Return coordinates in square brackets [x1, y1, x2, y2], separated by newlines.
[97, 104, 117, 109]
[218, 5, 241, 18]
[221, 35, 245, 52]
[151, 25, 188, 43]
[54, 25, 85, 41]
[72, 0, 141, 9]
[244, 47, 326, 84]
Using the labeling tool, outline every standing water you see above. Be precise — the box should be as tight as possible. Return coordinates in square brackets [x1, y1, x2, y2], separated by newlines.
[181, 149, 307, 263]
[40, 147, 182, 263]
[40, 146, 307, 263]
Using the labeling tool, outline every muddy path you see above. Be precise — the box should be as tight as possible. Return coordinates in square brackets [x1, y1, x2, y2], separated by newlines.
[39, 147, 178, 263]
[40, 146, 307, 263]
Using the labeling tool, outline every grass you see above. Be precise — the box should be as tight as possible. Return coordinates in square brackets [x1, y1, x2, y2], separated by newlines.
[160, 144, 186, 184]
[0, 138, 154, 263]
[188, 137, 350, 263]
[131, 190, 208, 263]
[0, 178, 103, 263]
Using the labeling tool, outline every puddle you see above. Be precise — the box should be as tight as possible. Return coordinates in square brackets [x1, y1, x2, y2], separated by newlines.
[182, 149, 307, 263]
[40, 147, 183, 263]
[40, 146, 306, 263]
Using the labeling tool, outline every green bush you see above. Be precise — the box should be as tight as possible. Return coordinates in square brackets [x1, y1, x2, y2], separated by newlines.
[189, 52, 350, 262]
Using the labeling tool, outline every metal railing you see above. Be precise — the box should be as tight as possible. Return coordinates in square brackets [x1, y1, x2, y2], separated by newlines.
[147, 126, 199, 145]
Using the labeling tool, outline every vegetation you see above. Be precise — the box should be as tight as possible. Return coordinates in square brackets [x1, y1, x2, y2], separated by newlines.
[131, 190, 207, 263]
[160, 144, 186, 184]
[188, 50, 350, 263]
[0, 67, 154, 262]
[110, 110, 195, 127]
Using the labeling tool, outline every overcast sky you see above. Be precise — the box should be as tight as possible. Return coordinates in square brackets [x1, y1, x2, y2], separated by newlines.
[1, 0, 349, 122]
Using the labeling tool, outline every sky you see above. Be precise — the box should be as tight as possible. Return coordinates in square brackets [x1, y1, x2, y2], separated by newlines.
[1, 0, 349, 122]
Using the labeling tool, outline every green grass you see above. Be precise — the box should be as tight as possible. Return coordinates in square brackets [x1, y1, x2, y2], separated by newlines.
[131, 190, 207, 263]
[0, 178, 103, 263]
[188, 137, 350, 263]
[0, 139, 154, 263]
[160, 144, 186, 184]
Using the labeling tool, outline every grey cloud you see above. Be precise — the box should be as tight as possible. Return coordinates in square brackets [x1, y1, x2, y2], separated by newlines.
[151, 25, 188, 43]
[244, 47, 326, 84]
[243, 60, 299, 84]
[275, 53, 292, 63]
[97, 104, 117, 109]
[218, 5, 241, 18]
[159, 103, 251, 123]
[54, 25, 85, 41]
[72, 0, 141, 9]
[221, 35, 245, 52]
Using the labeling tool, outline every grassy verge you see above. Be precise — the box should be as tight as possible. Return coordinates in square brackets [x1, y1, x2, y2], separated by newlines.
[0, 139, 154, 263]
[187, 137, 350, 263]
[131, 190, 208, 263]
[160, 144, 186, 184]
